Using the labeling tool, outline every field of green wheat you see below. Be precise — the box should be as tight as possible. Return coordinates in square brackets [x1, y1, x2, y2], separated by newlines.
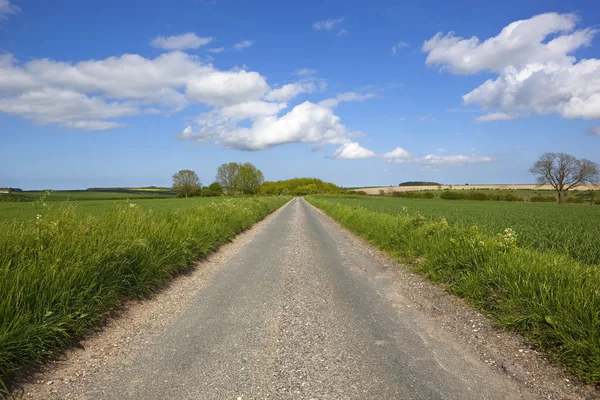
[306, 195, 600, 384]
[0, 196, 290, 392]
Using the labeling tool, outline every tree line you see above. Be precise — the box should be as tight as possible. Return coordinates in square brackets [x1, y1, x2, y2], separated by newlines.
[172, 164, 344, 198]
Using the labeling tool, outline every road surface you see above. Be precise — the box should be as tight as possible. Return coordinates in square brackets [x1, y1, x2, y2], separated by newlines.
[76, 198, 535, 399]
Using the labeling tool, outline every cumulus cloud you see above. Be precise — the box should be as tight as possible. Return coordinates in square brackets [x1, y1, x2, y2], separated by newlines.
[150, 33, 213, 50]
[313, 18, 344, 31]
[181, 101, 350, 151]
[264, 81, 318, 102]
[332, 142, 375, 159]
[0, 51, 272, 130]
[382, 147, 410, 159]
[382, 147, 493, 166]
[422, 13, 600, 121]
[208, 47, 225, 53]
[0, 0, 20, 19]
[391, 41, 409, 55]
[233, 40, 253, 50]
[318, 92, 376, 108]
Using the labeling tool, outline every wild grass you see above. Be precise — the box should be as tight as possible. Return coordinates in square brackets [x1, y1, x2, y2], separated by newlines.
[313, 195, 600, 266]
[306, 196, 600, 384]
[0, 196, 290, 393]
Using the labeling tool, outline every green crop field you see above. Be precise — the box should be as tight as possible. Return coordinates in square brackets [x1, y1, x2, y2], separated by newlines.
[9, 190, 174, 201]
[311, 195, 600, 266]
[306, 195, 600, 383]
[0, 196, 229, 222]
[0, 196, 290, 391]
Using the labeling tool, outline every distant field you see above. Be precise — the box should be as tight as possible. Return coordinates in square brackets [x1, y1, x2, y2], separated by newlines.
[311, 195, 600, 266]
[0, 196, 225, 222]
[353, 184, 598, 195]
[8, 190, 174, 201]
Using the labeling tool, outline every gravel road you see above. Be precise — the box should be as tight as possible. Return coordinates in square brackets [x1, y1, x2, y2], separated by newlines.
[49, 197, 535, 400]
[27, 197, 599, 399]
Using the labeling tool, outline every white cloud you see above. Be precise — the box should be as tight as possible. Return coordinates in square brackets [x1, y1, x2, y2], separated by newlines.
[332, 142, 375, 159]
[337, 29, 348, 37]
[0, 51, 274, 129]
[181, 101, 350, 151]
[318, 92, 375, 108]
[382, 146, 494, 166]
[208, 47, 225, 53]
[233, 40, 253, 50]
[0, 0, 20, 19]
[474, 112, 516, 122]
[391, 41, 409, 55]
[382, 147, 410, 159]
[588, 127, 600, 136]
[436, 148, 446, 153]
[313, 18, 344, 31]
[150, 33, 213, 50]
[0, 88, 138, 130]
[423, 13, 600, 121]
[295, 68, 317, 76]
[264, 81, 317, 102]
[186, 69, 269, 106]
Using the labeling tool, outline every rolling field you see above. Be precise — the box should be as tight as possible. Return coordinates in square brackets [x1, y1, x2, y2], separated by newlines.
[306, 195, 600, 383]
[311, 195, 600, 266]
[352, 184, 598, 194]
[0, 196, 290, 391]
[6, 190, 174, 201]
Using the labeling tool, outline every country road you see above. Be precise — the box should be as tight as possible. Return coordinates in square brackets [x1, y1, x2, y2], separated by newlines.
[24, 198, 548, 399]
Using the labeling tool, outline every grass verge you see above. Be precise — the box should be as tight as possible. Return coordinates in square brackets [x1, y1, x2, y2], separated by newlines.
[306, 196, 600, 384]
[0, 196, 290, 393]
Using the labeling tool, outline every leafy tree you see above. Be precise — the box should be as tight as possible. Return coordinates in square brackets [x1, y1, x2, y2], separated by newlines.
[172, 169, 201, 198]
[530, 152, 599, 203]
[204, 182, 224, 197]
[235, 163, 264, 195]
[216, 162, 240, 195]
[259, 178, 344, 195]
[216, 162, 264, 195]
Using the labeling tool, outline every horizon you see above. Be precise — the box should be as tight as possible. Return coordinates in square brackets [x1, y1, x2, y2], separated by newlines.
[1, 0, 599, 190]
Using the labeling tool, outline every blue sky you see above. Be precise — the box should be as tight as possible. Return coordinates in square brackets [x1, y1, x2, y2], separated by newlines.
[1, 0, 599, 189]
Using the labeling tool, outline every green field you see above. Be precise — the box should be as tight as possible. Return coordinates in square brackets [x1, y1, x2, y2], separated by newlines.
[306, 195, 600, 383]
[0, 196, 229, 222]
[312, 195, 600, 266]
[2, 190, 174, 202]
[0, 196, 290, 392]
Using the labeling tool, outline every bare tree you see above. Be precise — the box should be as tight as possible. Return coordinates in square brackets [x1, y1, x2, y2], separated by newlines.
[530, 152, 599, 203]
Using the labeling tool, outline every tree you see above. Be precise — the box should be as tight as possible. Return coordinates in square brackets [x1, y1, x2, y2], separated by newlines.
[216, 162, 264, 195]
[235, 163, 264, 195]
[204, 182, 224, 197]
[172, 169, 201, 198]
[530, 152, 599, 203]
[216, 162, 240, 195]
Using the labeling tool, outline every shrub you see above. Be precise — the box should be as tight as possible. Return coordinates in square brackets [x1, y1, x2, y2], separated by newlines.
[566, 197, 584, 204]
[530, 195, 556, 203]
[503, 193, 521, 202]
[440, 191, 466, 200]
[466, 192, 488, 201]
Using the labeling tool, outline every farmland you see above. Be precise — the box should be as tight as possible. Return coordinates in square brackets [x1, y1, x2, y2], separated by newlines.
[0, 195, 290, 391]
[306, 195, 600, 383]
[310, 195, 600, 266]
[351, 184, 599, 195]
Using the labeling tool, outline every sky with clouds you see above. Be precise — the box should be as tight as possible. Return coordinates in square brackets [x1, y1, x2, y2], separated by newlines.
[1, 0, 599, 189]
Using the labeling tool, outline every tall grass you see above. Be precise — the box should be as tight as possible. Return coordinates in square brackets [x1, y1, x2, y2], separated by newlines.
[0, 197, 289, 392]
[306, 196, 600, 384]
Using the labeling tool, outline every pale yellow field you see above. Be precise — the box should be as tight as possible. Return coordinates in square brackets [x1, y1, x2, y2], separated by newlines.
[351, 184, 598, 195]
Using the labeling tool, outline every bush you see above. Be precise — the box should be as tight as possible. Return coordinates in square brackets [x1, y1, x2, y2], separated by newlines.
[503, 193, 521, 202]
[566, 197, 584, 204]
[440, 191, 466, 200]
[530, 195, 556, 203]
[466, 192, 488, 201]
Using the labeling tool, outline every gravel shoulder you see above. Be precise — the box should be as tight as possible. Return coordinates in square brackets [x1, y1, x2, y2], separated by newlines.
[14, 198, 599, 399]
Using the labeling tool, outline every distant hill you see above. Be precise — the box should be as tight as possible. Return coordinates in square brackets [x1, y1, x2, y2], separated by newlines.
[260, 178, 344, 195]
[398, 181, 441, 187]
